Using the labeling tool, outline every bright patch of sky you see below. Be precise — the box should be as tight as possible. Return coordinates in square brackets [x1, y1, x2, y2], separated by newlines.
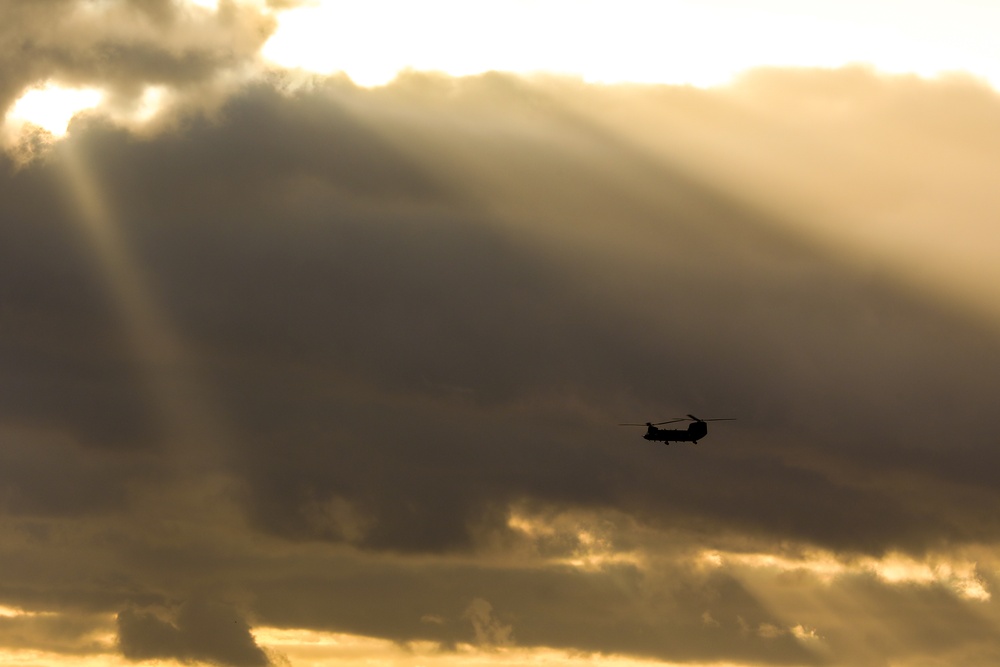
[261, 0, 1000, 88]
[703, 548, 992, 601]
[7, 85, 102, 136]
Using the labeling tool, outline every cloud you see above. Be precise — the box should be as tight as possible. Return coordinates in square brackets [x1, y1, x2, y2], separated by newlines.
[0, 426, 155, 515]
[0, 0, 277, 129]
[72, 71, 1000, 556]
[1, 66, 1000, 667]
[464, 599, 513, 648]
[117, 599, 271, 666]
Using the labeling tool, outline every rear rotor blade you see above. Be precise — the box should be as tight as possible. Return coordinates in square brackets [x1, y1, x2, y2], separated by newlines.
[688, 414, 736, 422]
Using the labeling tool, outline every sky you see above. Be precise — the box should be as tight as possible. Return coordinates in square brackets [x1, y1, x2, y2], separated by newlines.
[2, 1, 1000, 666]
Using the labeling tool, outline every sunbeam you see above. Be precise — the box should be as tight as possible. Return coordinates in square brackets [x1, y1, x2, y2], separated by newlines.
[59, 142, 230, 468]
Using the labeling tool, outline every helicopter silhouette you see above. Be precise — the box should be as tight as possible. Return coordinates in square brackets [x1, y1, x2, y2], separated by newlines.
[619, 414, 735, 444]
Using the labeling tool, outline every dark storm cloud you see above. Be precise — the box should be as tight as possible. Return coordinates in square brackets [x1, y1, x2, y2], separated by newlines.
[57, 73, 1000, 555]
[2, 67, 1000, 666]
[0, 429, 155, 515]
[118, 599, 271, 666]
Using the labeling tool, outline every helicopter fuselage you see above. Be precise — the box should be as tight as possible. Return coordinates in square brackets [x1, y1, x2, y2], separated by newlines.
[644, 421, 708, 443]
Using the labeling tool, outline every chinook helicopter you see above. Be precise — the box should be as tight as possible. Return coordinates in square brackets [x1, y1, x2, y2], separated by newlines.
[619, 414, 735, 444]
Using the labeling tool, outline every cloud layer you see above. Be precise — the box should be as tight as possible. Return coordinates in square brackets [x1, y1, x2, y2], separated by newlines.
[2, 27, 1000, 666]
